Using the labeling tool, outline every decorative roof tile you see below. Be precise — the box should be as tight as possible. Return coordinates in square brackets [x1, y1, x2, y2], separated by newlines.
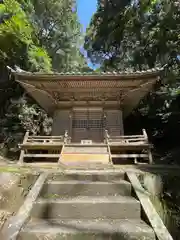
[7, 66, 165, 81]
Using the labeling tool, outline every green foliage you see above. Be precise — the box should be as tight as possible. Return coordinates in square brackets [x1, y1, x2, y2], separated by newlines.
[0, 97, 53, 158]
[0, 0, 90, 158]
[26, 0, 88, 71]
[85, 0, 180, 70]
[85, 0, 180, 149]
[0, 0, 32, 43]
[0, 0, 52, 70]
[28, 45, 52, 72]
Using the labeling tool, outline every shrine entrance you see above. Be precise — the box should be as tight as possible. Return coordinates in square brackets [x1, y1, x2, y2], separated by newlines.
[72, 108, 105, 143]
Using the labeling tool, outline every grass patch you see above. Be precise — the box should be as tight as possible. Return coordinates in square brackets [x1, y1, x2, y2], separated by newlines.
[44, 193, 60, 199]
[0, 166, 33, 173]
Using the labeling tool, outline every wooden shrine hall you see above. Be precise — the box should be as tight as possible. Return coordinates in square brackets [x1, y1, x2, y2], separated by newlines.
[10, 67, 164, 165]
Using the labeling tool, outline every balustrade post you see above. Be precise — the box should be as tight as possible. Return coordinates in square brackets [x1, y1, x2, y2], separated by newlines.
[142, 129, 148, 142]
[64, 130, 68, 144]
[24, 131, 29, 144]
[104, 129, 109, 143]
[142, 129, 153, 164]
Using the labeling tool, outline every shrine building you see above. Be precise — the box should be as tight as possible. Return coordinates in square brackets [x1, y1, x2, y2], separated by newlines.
[10, 68, 164, 165]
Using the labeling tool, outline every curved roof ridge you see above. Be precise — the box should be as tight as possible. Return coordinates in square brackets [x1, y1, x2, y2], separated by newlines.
[7, 66, 165, 77]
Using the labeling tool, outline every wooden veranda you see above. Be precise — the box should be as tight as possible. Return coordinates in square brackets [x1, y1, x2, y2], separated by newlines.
[18, 129, 153, 165]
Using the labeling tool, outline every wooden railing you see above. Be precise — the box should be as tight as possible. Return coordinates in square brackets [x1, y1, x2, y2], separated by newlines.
[18, 130, 71, 164]
[105, 129, 148, 144]
[104, 129, 153, 164]
[18, 129, 153, 164]
[19, 130, 71, 147]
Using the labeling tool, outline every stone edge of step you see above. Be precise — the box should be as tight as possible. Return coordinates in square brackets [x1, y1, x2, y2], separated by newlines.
[45, 179, 131, 185]
[35, 195, 139, 203]
[20, 218, 156, 238]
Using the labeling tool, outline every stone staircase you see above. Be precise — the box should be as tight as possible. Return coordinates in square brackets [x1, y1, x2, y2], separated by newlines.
[18, 170, 156, 240]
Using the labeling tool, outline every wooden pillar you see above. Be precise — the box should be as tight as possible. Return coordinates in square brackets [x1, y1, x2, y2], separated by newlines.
[69, 109, 73, 140]
[52, 109, 70, 136]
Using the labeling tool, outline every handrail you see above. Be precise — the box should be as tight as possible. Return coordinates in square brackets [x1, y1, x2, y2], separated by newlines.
[108, 135, 145, 139]
[21, 131, 68, 144]
[28, 136, 64, 139]
[107, 129, 149, 144]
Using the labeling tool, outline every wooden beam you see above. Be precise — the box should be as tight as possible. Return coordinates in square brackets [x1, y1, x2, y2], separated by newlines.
[19, 144, 63, 150]
[28, 136, 64, 139]
[42, 86, 139, 92]
[27, 140, 64, 143]
[24, 154, 60, 158]
[109, 135, 145, 139]
[111, 154, 149, 158]
[109, 144, 152, 151]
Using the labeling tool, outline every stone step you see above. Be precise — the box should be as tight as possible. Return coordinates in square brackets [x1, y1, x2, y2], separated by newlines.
[40, 180, 132, 197]
[18, 219, 156, 240]
[31, 196, 140, 219]
[48, 170, 125, 181]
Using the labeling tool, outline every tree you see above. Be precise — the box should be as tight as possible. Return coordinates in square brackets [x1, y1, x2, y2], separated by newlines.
[85, 0, 180, 70]
[0, 0, 52, 70]
[85, 0, 180, 157]
[0, 0, 53, 158]
[0, 0, 91, 158]
[21, 0, 88, 71]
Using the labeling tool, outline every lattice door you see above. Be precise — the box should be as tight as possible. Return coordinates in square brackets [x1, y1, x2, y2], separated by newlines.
[72, 110, 88, 142]
[72, 108, 104, 142]
[88, 110, 104, 142]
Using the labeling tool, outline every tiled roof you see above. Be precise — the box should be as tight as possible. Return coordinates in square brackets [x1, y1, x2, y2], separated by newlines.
[50, 67, 164, 76]
[8, 66, 165, 77]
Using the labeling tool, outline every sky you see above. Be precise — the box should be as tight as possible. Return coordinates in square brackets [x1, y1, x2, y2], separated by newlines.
[77, 0, 99, 69]
[77, 0, 97, 32]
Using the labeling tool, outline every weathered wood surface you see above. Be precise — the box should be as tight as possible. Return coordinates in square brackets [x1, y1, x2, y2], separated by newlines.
[61, 153, 110, 164]
[27, 140, 64, 143]
[109, 135, 146, 139]
[28, 136, 64, 139]
[19, 143, 64, 150]
[109, 144, 152, 151]
[24, 154, 60, 158]
[111, 154, 149, 158]
[18, 129, 153, 164]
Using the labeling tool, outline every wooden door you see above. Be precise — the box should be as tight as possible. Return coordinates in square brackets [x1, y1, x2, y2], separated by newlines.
[72, 110, 88, 142]
[88, 110, 104, 142]
[72, 108, 104, 142]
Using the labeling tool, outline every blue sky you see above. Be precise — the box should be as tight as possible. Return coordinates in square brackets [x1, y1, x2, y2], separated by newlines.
[77, 0, 99, 69]
[77, 0, 97, 32]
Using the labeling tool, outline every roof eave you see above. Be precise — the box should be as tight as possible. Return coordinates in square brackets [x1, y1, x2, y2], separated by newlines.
[9, 67, 165, 82]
